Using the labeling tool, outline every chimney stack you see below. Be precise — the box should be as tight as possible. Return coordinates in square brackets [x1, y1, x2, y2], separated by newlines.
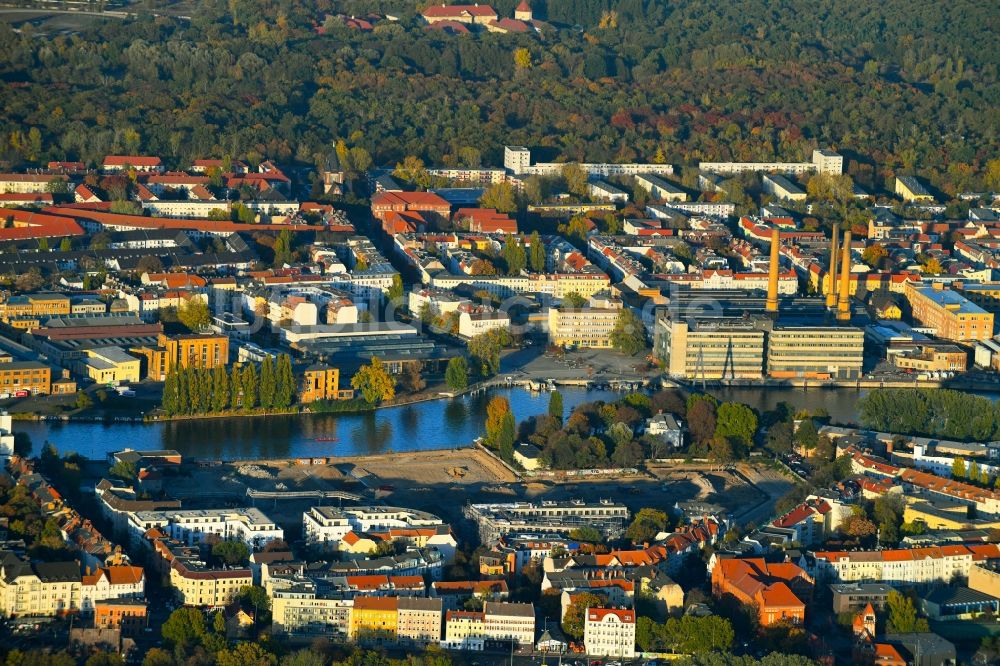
[836, 230, 852, 321]
[766, 227, 780, 313]
[826, 222, 840, 309]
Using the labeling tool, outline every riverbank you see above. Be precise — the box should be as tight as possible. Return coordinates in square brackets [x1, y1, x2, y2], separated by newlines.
[673, 376, 1000, 391]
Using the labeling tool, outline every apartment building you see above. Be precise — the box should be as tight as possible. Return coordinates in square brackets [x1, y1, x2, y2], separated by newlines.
[272, 583, 354, 638]
[80, 565, 145, 613]
[397, 597, 444, 646]
[303, 505, 448, 551]
[458, 311, 511, 339]
[699, 149, 842, 176]
[547, 307, 621, 349]
[0, 293, 71, 322]
[900, 468, 1000, 516]
[503, 146, 674, 179]
[0, 361, 51, 395]
[483, 601, 535, 646]
[634, 174, 688, 202]
[169, 558, 252, 608]
[584, 607, 636, 658]
[903, 282, 994, 342]
[466, 501, 629, 544]
[129, 508, 283, 549]
[807, 544, 1000, 586]
[0, 554, 81, 617]
[444, 610, 485, 650]
[350, 596, 399, 645]
[655, 317, 766, 380]
[94, 599, 148, 636]
[766, 326, 864, 379]
[0, 173, 68, 194]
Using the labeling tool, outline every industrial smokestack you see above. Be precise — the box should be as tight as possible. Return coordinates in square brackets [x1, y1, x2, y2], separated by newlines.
[766, 227, 780, 313]
[836, 230, 852, 321]
[826, 222, 840, 309]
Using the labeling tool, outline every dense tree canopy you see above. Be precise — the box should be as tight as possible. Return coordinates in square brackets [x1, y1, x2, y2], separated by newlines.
[0, 0, 994, 197]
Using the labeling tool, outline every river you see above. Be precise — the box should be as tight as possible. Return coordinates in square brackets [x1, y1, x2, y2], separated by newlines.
[18, 384, 998, 461]
[15, 387, 626, 461]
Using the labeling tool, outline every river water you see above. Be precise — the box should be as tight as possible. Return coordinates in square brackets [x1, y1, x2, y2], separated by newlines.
[18, 384, 994, 461]
[15, 387, 625, 461]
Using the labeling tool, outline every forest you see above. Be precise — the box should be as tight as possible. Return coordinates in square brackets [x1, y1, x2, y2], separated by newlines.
[0, 0, 997, 196]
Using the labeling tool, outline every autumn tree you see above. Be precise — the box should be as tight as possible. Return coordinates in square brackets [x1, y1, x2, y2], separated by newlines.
[528, 231, 546, 272]
[610, 308, 646, 356]
[562, 591, 604, 639]
[177, 298, 210, 332]
[480, 182, 517, 214]
[351, 357, 396, 404]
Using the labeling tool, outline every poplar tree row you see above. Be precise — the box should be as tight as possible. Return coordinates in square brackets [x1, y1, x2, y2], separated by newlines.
[161, 354, 296, 416]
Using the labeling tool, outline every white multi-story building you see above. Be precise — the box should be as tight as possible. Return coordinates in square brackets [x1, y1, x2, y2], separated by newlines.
[584, 607, 636, 658]
[634, 174, 688, 202]
[482, 601, 535, 646]
[128, 508, 283, 548]
[504, 146, 673, 178]
[458, 311, 511, 339]
[303, 506, 447, 550]
[806, 544, 1000, 586]
[80, 565, 145, 614]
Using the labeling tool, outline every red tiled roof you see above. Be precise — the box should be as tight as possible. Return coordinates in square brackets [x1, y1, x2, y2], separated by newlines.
[103, 155, 161, 167]
[586, 608, 634, 623]
[423, 4, 497, 18]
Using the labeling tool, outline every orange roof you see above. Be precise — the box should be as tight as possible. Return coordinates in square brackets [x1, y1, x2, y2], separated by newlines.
[0, 208, 85, 240]
[390, 575, 425, 587]
[107, 565, 144, 585]
[586, 608, 634, 623]
[104, 155, 161, 167]
[757, 582, 802, 608]
[423, 4, 497, 17]
[42, 204, 317, 235]
[353, 596, 398, 611]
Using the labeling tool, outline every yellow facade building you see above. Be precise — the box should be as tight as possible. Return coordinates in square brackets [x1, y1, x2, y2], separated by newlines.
[132, 333, 230, 380]
[349, 596, 398, 645]
[169, 559, 251, 608]
[547, 307, 621, 349]
[299, 365, 353, 403]
[82, 347, 142, 385]
[0, 558, 81, 617]
[0, 361, 51, 395]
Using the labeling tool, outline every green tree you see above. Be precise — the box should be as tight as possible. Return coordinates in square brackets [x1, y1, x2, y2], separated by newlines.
[952, 457, 966, 479]
[74, 390, 93, 410]
[177, 298, 211, 332]
[142, 648, 175, 666]
[445, 356, 469, 392]
[394, 155, 430, 189]
[528, 231, 546, 273]
[501, 234, 527, 275]
[109, 459, 136, 481]
[388, 273, 404, 302]
[468, 329, 511, 376]
[59, 238, 72, 252]
[715, 402, 758, 447]
[563, 591, 604, 639]
[216, 642, 277, 666]
[568, 526, 602, 543]
[258, 356, 276, 409]
[212, 540, 250, 566]
[548, 390, 564, 421]
[886, 590, 929, 633]
[626, 508, 670, 544]
[274, 354, 295, 408]
[211, 366, 230, 412]
[480, 182, 517, 214]
[610, 309, 646, 356]
[351, 357, 396, 404]
[161, 607, 206, 649]
[241, 363, 258, 409]
[562, 163, 589, 197]
[562, 292, 587, 308]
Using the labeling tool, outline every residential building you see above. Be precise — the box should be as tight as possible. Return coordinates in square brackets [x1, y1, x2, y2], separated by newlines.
[458, 310, 511, 339]
[634, 174, 688, 202]
[711, 557, 812, 627]
[350, 596, 398, 645]
[513, 444, 545, 471]
[80, 565, 145, 613]
[811, 150, 844, 176]
[482, 601, 535, 646]
[547, 307, 621, 349]
[102, 156, 163, 173]
[422, 4, 498, 25]
[583, 607, 636, 658]
[81, 347, 141, 385]
[830, 583, 894, 614]
[0, 554, 81, 617]
[299, 364, 354, 403]
[397, 597, 444, 646]
[94, 599, 148, 637]
[504, 146, 674, 179]
[645, 413, 684, 449]
[465, 501, 629, 543]
[444, 610, 485, 650]
[169, 558, 252, 608]
[900, 468, 1000, 516]
[588, 181, 629, 203]
[699, 150, 842, 176]
[128, 508, 283, 549]
[904, 282, 994, 342]
[807, 544, 1000, 586]
[303, 506, 448, 551]
[271, 583, 353, 638]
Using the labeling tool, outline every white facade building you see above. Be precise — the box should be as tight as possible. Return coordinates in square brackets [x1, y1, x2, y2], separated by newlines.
[584, 607, 636, 658]
[128, 508, 283, 548]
